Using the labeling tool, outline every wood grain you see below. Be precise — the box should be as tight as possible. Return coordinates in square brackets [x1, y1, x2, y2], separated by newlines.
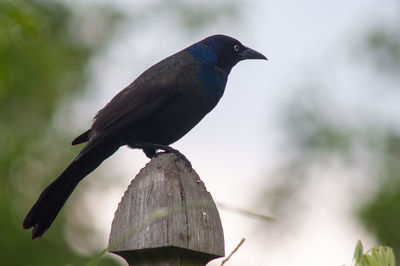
[108, 153, 224, 265]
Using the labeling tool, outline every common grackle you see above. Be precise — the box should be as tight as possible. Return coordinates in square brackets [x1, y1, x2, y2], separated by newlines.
[23, 34, 267, 239]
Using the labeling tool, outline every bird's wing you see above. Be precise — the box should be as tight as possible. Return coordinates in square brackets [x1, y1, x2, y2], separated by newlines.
[91, 53, 196, 140]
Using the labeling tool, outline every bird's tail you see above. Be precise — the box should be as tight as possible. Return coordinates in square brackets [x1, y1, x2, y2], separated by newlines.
[23, 142, 119, 239]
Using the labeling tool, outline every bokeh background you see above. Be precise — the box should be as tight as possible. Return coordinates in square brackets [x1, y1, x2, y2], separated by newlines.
[1, 0, 400, 265]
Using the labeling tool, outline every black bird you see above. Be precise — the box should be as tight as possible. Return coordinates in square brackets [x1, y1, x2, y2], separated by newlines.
[23, 34, 267, 239]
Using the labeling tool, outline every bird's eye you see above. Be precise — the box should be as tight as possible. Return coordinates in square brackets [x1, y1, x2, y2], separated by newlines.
[233, 44, 240, 52]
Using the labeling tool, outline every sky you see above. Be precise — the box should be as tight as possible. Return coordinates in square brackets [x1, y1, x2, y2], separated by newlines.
[58, 0, 395, 265]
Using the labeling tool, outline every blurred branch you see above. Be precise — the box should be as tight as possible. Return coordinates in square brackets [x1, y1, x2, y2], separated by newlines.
[220, 238, 246, 266]
[217, 202, 274, 222]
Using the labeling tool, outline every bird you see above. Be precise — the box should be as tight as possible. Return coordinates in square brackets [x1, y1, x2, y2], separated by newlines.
[23, 34, 267, 239]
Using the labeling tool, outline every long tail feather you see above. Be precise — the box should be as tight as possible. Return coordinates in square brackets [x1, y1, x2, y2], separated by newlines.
[23, 142, 118, 239]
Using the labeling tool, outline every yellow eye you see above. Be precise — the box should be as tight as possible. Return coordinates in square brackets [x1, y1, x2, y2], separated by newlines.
[233, 44, 240, 52]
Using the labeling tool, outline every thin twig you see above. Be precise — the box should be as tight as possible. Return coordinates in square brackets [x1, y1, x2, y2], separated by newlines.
[217, 202, 274, 222]
[220, 238, 246, 266]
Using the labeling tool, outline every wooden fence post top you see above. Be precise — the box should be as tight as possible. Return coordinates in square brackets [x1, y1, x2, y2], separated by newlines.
[108, 153, 225, 265]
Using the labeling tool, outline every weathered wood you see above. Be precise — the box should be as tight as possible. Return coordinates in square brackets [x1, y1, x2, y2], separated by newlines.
[108, 153, 224, 266]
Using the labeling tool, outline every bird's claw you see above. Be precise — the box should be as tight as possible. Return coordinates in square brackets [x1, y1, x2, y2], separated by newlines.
[135, 141, 192, 170]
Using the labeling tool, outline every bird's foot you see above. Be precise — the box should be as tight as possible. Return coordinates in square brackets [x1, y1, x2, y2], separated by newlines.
[135, 142, 192, 169]
[143, 147, 157, 159]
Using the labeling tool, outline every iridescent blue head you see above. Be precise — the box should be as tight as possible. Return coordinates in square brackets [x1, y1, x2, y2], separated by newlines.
[187, 34, 267, 73]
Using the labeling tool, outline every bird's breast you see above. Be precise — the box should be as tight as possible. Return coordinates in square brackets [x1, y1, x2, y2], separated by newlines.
[130, 90, 215, 145]
[197, 64, 228, 103]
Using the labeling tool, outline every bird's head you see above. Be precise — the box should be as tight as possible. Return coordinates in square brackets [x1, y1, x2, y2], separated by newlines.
[187, 34, 267, 72]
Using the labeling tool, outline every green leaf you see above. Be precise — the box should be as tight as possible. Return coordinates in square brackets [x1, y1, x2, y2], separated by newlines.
[354, 240, 363, 264]
[370, 248, 380, 266]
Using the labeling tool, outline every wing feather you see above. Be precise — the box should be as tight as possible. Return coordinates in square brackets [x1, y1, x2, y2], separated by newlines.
[91, 52, 196, 140]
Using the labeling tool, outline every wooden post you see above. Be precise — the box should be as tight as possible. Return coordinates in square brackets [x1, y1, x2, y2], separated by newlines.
[108, 153, 225, 266]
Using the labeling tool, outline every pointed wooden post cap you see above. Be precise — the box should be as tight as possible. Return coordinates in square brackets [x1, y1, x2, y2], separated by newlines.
[108, 153, 225, 265]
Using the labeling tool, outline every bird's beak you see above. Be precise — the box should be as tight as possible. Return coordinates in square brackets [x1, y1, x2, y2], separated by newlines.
[238, 46, 268, 61]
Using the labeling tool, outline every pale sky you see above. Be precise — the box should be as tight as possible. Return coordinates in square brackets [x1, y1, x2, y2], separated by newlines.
[59, 0, 395, 265]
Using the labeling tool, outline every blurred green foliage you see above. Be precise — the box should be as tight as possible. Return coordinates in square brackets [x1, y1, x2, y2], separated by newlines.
[359, 135, 400, 257]
[356, 5, 400, 259]
[267, 0, 400, 262]
[0, 0, 120, 265]
[153, 0, 238, 30]
[365, 27, 400, 78]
